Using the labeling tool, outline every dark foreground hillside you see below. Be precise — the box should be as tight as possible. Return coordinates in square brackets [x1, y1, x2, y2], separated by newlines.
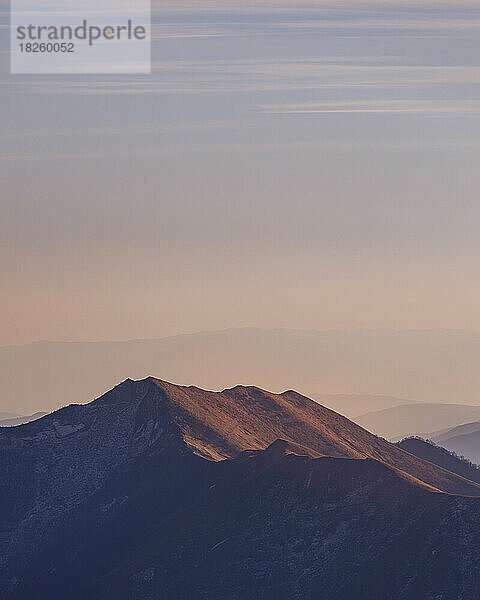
[1, 378, 480, 600]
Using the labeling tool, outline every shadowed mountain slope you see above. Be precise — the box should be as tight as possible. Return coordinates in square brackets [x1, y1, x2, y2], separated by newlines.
[91, 443, 480, 600]
[12, 438, 480, 600]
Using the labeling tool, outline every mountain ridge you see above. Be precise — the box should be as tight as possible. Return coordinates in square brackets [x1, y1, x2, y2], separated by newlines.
[2, 377, 480, 599]
[8, 376, 478, 495]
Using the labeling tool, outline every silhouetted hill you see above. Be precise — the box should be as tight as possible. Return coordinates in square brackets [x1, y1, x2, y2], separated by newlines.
[434, 431, 480, 465]
[1, 378, 480, 599]
[428, 423, 480, 464]
[397, 437, 480, 484]
[433, 421, 480, 442]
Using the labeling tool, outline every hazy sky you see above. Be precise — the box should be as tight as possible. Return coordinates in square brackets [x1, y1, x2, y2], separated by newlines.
[2, 1, 480, 345]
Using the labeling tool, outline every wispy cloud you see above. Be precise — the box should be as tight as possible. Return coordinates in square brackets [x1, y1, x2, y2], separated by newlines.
[260, 99, 480, 115]
[148, 0, 480, 13]
[5, 61, 480, 96]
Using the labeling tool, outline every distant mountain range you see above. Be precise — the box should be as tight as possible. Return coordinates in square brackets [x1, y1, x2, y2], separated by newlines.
[0, 412, 47, 428]
[3, 328, 480, 414]
[311, 393, 419, 419]
[430, 422, 480, 464]
[356, 403, 480, 440]
[1, 378, 480, 599]
[0, 412, 20, 420]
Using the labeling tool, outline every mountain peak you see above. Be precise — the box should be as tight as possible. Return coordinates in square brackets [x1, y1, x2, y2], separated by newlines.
[93, 377, 480, 495]
[3, 377, 480, 599]
[5, 377, 480, 497]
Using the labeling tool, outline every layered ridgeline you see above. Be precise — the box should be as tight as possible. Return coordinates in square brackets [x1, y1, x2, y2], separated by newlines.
[0, 412, 47, 427]
[397, 437, 480, 484]
[4, 328, 480, 414]
[431, 422, 480, 465]
[1, 378, 480, 600]
[357, 403, 480, 441]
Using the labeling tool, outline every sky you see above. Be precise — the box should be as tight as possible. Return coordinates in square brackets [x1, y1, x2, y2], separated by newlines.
[2, 0, 480, 345]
